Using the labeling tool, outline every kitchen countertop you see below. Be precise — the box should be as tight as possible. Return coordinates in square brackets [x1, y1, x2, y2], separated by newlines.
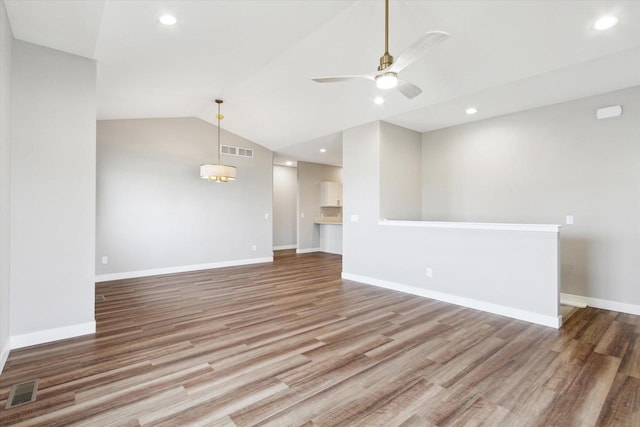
[314, 217, 343, 225]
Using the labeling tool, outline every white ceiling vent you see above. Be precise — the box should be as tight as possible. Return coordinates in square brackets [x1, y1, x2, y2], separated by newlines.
[221, 145, 253, 158]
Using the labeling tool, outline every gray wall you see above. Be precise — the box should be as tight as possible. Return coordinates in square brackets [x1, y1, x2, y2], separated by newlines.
[0, 1, 12, 367]
[343, 121, 560, 327]
[11, 41, 96, 338]
[342, 122, 380, 269]
[96, 118, 273, 276]
[273, 165, 297, 248]
[296, 161, 342, 251]
[380, 121, 422, 220]
[422, 86, 640, 305]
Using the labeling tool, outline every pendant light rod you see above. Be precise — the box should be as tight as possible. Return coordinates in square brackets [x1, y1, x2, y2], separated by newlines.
[215, 99, 223, 165]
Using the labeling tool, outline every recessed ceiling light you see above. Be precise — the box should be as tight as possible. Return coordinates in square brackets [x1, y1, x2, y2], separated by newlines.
[285, 161, 293, 166]
[159, 14, 177, 26]
[320, 148, 327, 153]
[465, 107, 478, 115]
[374, 97, 384, 105]
[594, 15, 619, 31]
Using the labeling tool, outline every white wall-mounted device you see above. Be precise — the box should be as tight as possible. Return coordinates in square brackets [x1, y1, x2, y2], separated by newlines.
[596, 105, 622, 120]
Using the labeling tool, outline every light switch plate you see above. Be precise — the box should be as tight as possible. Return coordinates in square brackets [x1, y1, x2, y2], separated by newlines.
[351, 214, 359, 223]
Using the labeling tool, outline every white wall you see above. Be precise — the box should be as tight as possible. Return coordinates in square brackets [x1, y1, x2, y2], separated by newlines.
[96, 118, 273, 278]
[296, 161, 342, 251]
[422, 86, 640, 307]
[10, 41, 96, 346]
[343, 121, 560, 327]
[0, 0, 13, 370]
[273, 165, 297, 249]
[380, 121, 422, 220]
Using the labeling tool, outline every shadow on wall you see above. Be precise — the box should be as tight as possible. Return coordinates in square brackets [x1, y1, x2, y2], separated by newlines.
[560, 237, 590, 297]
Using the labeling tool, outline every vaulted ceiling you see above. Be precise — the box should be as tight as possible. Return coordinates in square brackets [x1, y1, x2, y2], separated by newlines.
[5, 0, 640, 166]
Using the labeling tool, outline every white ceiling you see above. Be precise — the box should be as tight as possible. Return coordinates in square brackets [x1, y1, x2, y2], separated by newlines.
[5, 0, 640, 167]
[274, 132, 343, 167]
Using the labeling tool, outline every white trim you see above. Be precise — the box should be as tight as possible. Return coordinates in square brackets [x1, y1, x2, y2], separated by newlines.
[561, 292, 640, 315]
[378, 219, 561, 233]
[95, 257, 273, 282]
[321, 248, 342, 255]
[273, 245, 297, 250]
[342, 272, 561, 329]
[0, 339, 10, 374]
[10, 321, 96, 350]
[296, 248, 321, 254]
[560, 293, 588, 308]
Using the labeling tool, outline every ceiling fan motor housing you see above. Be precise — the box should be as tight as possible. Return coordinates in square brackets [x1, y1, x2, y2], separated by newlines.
[378, 52, 394, 71]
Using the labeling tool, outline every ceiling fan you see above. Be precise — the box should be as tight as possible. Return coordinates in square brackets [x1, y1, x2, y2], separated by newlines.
[312, 0, 449, 99]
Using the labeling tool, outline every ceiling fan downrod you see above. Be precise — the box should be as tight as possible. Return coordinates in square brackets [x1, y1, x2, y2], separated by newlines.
[378, 0, 394, 71]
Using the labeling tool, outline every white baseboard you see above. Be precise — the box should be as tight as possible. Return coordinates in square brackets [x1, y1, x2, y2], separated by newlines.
[561, 292, 640, 315]
[95, 257, 273, 283]
[0, 339, 10, 374]
[342, 272, 561, 329]
[10, 320, 96, 350]
[273, 245, 297, 250]
[296, 248, 321, 254]
[559, 293, 588, 308]
[321, 248, 343, 255]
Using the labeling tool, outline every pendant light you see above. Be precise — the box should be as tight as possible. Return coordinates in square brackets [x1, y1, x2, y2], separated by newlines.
[200, 99, 237, 182]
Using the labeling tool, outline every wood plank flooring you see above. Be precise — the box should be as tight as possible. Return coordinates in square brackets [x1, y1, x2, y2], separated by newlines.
[1, 250, 639, 426]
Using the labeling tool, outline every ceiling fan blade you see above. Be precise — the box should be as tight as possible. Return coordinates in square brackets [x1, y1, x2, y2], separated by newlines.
[389, 31, 449, 73]
[312, 75, 373, 83]
[396, 80, 422, 99]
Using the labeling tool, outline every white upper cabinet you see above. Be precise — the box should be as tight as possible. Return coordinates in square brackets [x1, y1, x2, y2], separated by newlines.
[321, 182, 342, 207]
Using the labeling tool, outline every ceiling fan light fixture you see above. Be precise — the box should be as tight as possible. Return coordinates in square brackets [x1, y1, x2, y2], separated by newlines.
[375, 72, 398, 90]
[312, 0, 448, 100]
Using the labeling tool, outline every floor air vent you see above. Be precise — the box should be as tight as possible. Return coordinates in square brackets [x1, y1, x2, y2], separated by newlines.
[5, 379, 38, 409]
[95, 295, 105, 302]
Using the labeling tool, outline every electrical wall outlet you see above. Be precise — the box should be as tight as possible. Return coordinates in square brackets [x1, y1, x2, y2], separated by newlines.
[252, 245, 257, 251]
[426, 267, 433, 278]
[101, 256, 108, 265]
[351, 214, 359, 223]
[264, 213, 269, 220]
